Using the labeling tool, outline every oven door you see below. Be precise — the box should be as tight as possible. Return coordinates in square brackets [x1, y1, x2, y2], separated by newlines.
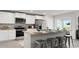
[16, 31, 24, 37]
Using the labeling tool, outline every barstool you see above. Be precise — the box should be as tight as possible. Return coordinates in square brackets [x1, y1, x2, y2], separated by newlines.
[46, 38, 52, 48]
[54, 38, 59, 48]
[36, 39, 46, 48]
[64, 35, 74, 48]
[56, 36, 63, 48]
[56, 36, 67, 48]
[60, 37, 67, 48]
[32, 41, 40, 48]
[46, 38, 56, 48]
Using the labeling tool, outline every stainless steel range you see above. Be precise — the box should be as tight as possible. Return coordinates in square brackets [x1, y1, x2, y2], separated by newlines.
[15, 26, 25, 37]
[15, 18, 26, 40]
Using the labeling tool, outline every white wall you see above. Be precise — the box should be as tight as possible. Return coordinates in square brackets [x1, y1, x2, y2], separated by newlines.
[54, 11, 78, 39]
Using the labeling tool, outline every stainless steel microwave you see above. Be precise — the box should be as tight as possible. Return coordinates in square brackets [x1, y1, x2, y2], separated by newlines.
[15, 18, 26, 24]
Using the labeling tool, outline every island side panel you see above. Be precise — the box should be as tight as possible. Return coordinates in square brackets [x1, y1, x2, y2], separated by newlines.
[24, 32, 31, 48]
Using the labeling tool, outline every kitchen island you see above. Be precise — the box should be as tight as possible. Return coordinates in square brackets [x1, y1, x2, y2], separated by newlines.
[24, 30, 66, 48]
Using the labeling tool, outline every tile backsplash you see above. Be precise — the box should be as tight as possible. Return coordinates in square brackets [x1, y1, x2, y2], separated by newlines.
[0, 24, 14, 29]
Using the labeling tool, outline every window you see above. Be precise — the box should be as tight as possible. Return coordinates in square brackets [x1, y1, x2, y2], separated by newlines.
[63, 18, 71, 30]
[56, 19, 63, 30]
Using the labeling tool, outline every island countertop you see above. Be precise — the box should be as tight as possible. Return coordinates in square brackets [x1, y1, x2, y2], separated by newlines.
[24, 30, 67, 36]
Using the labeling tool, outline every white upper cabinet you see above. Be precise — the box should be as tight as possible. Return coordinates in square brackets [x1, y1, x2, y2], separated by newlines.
[35, 15, 44, 19]
[0, 12, 15, 24]
[15, 13, 26, 18]
[26, 15, 35, 24]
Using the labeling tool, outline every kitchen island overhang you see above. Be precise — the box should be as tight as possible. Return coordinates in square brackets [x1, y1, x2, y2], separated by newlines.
[24, 31, 67, 48]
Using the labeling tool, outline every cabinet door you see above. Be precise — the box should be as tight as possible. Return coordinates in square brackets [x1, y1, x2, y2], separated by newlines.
[15, 13, 26, 18]
[35, 16, 44, 19]
[26, 15, 35, 24]
[0, 12, 15, 24]
[0, 31, 8, 41]
[8, 30, 16, 40]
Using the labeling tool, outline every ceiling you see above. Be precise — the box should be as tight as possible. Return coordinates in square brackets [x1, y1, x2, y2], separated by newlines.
[18, 10, 77, 16]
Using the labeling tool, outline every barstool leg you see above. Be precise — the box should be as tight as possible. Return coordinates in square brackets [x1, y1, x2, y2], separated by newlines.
[68, 38, 70, 48]
[65, 38, 67, 48]
[71, 37, 74, 47]
[40, 42, 43, 48]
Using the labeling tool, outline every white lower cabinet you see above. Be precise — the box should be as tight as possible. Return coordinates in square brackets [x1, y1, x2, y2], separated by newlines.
[0, 30, 9, 41]
[0, 30, 16, 41]
[8, 30, 16, 40]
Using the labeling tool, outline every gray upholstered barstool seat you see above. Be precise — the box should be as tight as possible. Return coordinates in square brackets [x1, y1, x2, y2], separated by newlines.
[56, 36, 67, 48]
[46, 38, 56, 48]
[35, 39, 46, 48]
[56, 36, 63, 48]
